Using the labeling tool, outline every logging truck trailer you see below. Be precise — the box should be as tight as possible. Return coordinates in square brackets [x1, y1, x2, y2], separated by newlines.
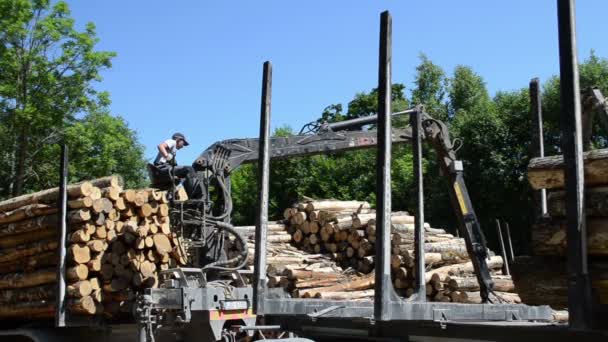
[3, 4, 608, 342]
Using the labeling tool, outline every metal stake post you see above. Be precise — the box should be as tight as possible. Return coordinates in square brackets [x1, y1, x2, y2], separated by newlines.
[495, 220, 510, 276]
[253, 61, 272, 314]
[556, 0, 592, 329]
[55, 144, 68, 327]
[374, 10, 393, 321]
[411, 108, 426, 301]
[530, 78, 548, 218]
[505, 222, 515, 262]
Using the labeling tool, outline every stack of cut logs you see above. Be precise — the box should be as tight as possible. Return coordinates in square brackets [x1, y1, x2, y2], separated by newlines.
[230, 199, 519, 303]
[0, 176, 187, 319]
[523, 149, 608, 308]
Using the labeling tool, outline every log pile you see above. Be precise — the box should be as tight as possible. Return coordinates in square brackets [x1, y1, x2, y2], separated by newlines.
[0, 176, 187, 319]
[526, 151, 608, 307]
[232, 199, 519, 303]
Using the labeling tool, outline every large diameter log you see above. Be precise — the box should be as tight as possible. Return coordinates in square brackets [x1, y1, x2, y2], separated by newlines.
[510, 256, 568, 309]
[0, 251, 56, 274]
[548, 187, 608, 217]
[527, 148, 608, 190]
[305, 200, 371, 213]
[0, 240, 58, 263]
[285, 269, 340, 280]
[90, 175, 123, 189]
[153, 234, 172, 254]
[463, 291, 521, 304]
[68, 197, 94, 209]
[68, 244, 91, 264]
[424, 256, 503, 283]
[299, 273, 375, 296]
[0, 301, 55, 318]
[0, 204, 58, 225]
[0, 210, 90, 236]
[446, 275, 515, 292]
[313, 289, 374, 300]
[0, 229, 56, 249]
[532, 219, 608, 256]
[0, 181, 94, 212]
[0, 268, 56, 289]
[0, 284, 56, 303]
[67, 280, 93, 298]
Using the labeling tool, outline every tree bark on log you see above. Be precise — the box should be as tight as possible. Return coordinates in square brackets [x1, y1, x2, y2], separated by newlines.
[304, 200, 371, 213]
[527, 148, 608, 190]
[0, 182, 94, 212]
[510, 256, 568, 308]
[0, 210, 90, 236]
[299, 273, 375, 296]
[424, 256, 503, 283]
[0, 204, 58, 225]
[0, 251, 56, 274]
[463, 291, 521, 304]
[0, 228, 56, 249]
[313, 289, 374, 300]
[547, 187, 608, 217]
[0, 240, 58, 263]
[89, 175, 123, 189]
[0, 268, 56, 289]
[0, 284, 56, 303]
[532, 218, 608, 256]
[446, 275, 514, 292]
[0, 301, 55, 318]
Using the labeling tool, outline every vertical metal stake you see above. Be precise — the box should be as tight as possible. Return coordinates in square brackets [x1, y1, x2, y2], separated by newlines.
[529, 78, 548, 217]
[253, 61, 272, 314]
[495, 220, 510, 276]
[55, 144, 68, 327]
[556, 0, 592, 329]
[374, 10, 393, 321]
[411, 108, 426, 301]
[505, 222, 515, 262]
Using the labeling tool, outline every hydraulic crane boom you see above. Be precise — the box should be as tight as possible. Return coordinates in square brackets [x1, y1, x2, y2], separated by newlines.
[188, 107, 495, 302]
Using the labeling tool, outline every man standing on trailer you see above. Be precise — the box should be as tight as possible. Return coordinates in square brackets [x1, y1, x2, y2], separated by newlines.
[155, 132, 201, 198]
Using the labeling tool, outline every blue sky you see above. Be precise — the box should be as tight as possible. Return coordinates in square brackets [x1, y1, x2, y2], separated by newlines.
[67, 1, 608, 165]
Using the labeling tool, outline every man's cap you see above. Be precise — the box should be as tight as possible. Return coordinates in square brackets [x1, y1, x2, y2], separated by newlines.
[172, 132, 190, 146]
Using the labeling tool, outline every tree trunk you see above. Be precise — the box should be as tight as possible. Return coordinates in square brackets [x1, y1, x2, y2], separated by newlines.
[527, 148, 608, 190]
[0, 251, 56, 274]
[424, 256, 503, 283]
[532, 218, 608, 256]
[0, 301, 55, 319]
[0, 268, 56, 289]
[299, 273, 375, 297]
[548, 187, 608, 217]
[313, 289, 374, 300]
[0, 240, 58, 263]
[12, 126, 28, 197]
[446, 275, 514, 292]
[0, 228, 56, 249]
[1, 181, 94, 212]
[304, 200, 371, 213]
[0, 204, 58, 225]
[463, 291, 521, 304]
[0, 284, 56, 303]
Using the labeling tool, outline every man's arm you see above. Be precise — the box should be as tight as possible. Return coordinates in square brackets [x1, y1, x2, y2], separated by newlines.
[158, 142, 170, 159]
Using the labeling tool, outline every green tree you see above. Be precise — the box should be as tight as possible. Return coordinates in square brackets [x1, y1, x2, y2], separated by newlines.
[64, 112, 147, 189]
[0, 0, 116, 196]
[347, 84, 409, 120]
[411, 54, 449, 120]
[449, 65, 493, 116]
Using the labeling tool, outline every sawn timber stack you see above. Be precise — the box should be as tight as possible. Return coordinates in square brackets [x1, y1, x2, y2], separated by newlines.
[0, 176, 188, 320]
